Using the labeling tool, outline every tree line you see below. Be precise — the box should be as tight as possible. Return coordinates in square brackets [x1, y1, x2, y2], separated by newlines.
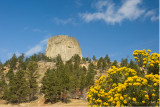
[0, 53, 138, 104]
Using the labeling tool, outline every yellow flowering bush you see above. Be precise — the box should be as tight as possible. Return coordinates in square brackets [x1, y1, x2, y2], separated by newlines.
[87, 49, 159, 106]
[107, 66, 137, 85]
[133, 49, 150, 67]
[133, 49, 159, 74]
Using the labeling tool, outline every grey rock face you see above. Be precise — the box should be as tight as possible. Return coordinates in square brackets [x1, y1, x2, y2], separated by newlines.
[45, 35, 82, 61]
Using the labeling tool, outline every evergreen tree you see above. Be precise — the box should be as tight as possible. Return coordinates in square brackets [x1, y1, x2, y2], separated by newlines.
[97, 57, 103, 70]
[56, 54, 64, 70]
[79, 71, 86, 95]
[120, 58, 128, 67]
[0, 60, 2, 67]
[26, 61, 39, 101]
[97, 57, 106, 71]
[6, 70, 29, 103]
[102, 59, 107, 71]
[112, 60, 118, 67]
[82, 66, 87, 74]
[104, 54, 111, 68]
[0, 70, 6, 98]
[72, 54, 81, 70]
[6, 68, 14, 80]
[86, 71, 94, 87]
[10, 54, 18, 69]
[128, 59, 139, 72]
[18, 53, 25, 64]
[92, 55, 96, 61]
[60, 67, 70, 102]
[41, 69, 58, 103]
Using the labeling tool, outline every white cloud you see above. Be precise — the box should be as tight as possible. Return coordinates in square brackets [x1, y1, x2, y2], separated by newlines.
[145, 10, 159, 21]
[25, 38, 49, 56]
[94, 0, 108, 11]
[80, 0, 145, 24]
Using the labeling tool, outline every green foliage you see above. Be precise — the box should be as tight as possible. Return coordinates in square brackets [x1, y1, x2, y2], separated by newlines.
[120, 58, 129, 67]
[41, 55, 71, 103]
[87, 50, 159, 106]
[104, 54, 111, 67]
[0, 70, 6, 97]
[0, 60, 2, 67]
[128, 59, 139, 72]
[6, 68, 14, 80]
[25, 53, 52, 62]
[18, 53, 25, 63]
[112, 60, 118, 67]
[26, 61, 39, 101]
[97, 57, 107, 72]
[6, 70, 29, 103]
[10, 54, 18, 69]
[92, 55, 96, 61]
[41, 69, 60, 103]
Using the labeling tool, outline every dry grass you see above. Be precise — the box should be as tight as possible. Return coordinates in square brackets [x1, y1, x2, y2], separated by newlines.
[0, 98, 88, 107]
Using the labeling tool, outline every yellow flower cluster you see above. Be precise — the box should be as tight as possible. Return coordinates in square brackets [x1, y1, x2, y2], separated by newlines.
[87, 73, 159, 106]
[148, 53, 159, 67]
[133, 49, 150, 68]
[133, 49, 159, 73]
[95, 75, 106, 85]
[145, 74, 159, 83]
[124, 76, 148, 86]
[108, 66, 137, 76]
[107, 66, 137, 84]
[87, 49, 159, 106]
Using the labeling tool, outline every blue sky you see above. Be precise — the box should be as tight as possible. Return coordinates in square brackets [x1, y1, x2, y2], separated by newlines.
[0, 0, 159, 63]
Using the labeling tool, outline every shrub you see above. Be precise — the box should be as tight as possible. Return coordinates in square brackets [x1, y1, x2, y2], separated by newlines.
[87, 49, 159, 106]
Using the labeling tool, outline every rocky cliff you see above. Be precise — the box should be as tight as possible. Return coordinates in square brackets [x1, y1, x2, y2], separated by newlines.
[45, 35, 82, 61]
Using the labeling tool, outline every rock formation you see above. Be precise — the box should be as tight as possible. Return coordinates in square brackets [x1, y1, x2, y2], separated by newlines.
[45, 35, 82, 61]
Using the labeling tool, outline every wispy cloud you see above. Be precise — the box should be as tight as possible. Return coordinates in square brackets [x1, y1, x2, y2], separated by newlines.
[25, 38, 49, 56]
[75, 0, 83, 7]
[52, 17, 76, 25]
[80, 0, 146, 24]
[145, 9, 159, 21]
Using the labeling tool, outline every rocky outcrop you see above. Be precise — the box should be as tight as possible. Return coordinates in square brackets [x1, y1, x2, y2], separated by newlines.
[45, 35, 82, 61]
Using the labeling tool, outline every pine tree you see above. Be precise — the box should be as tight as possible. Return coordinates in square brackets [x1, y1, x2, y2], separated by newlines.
[6, 68, 14, 80]
[7, 70, 29, 103]
[112, 60, 118, 67]
[97, 57, 103, 70]
[80, 71, 86, 94]
[0, 70, 7, 98]
[0, 60, 2, 67]
[18, 53, 25, 64]
[120, 58, 128, 67]
[102, 59, 107, 71]
[56, 54, 64, 70]
[26, 61, 39, 101]
[41, 69, 60, 103]
[10, 54, 18, 69]
[92, 55, 96, 61]
[104, 54, 111, 68]
[128, 59, 139, 71]
[86, 71, 94, 87]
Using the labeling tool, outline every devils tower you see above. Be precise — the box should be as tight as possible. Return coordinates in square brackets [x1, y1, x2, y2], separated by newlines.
[45, 35, 82, 61]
